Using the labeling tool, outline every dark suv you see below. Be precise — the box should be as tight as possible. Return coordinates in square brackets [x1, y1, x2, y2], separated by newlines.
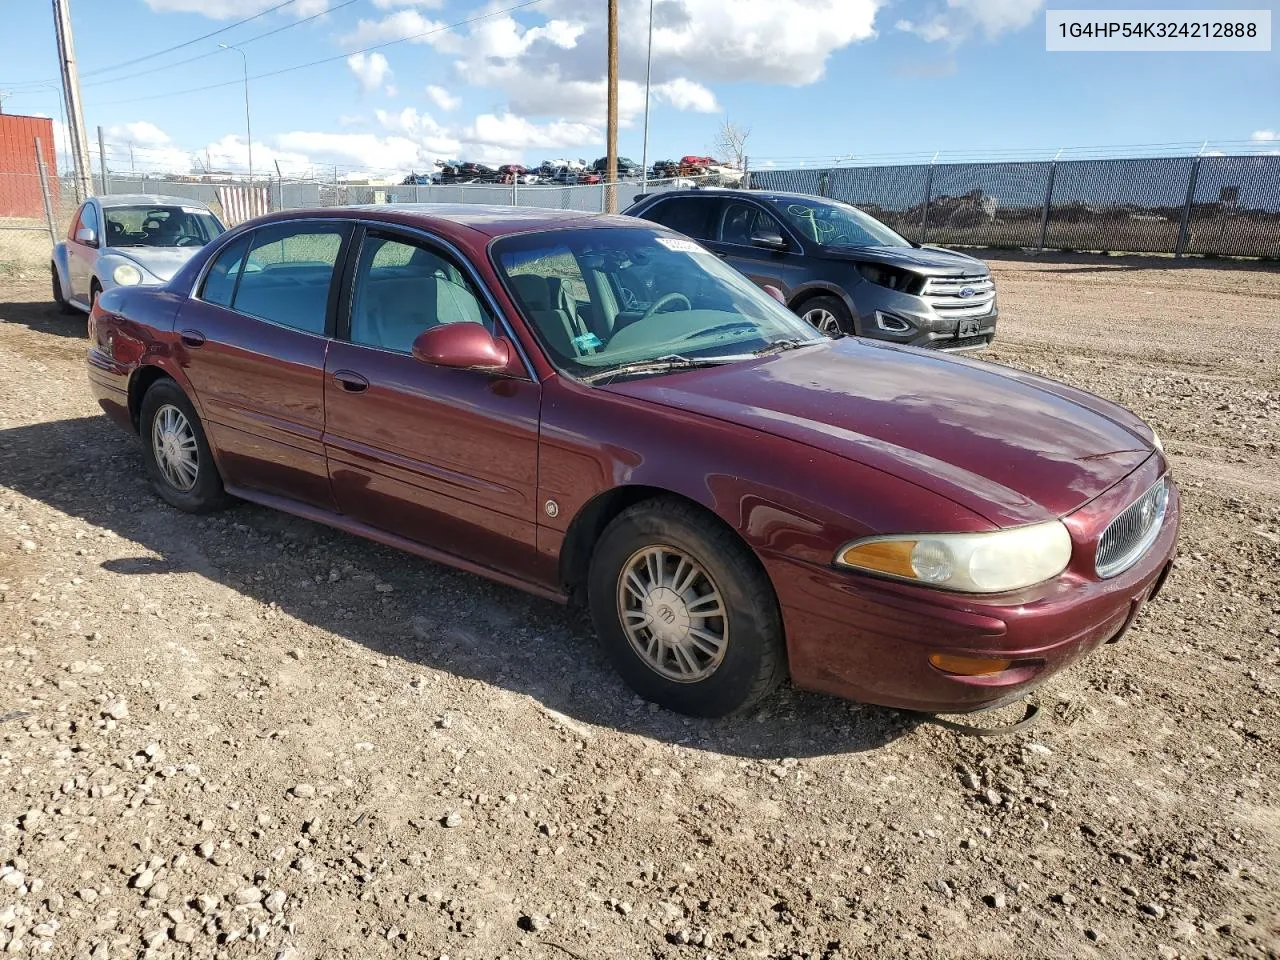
[624, 189, 998, 350]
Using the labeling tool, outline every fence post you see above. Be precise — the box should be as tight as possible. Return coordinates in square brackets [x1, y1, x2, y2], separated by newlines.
[819, 171, 830, 198]
[1038, 160, 1057, 251]
[1174, 157, 1201, 259]
[96, 125, 109, 195]
[34, 137, 58, 246]
[918, 162, 934, 244]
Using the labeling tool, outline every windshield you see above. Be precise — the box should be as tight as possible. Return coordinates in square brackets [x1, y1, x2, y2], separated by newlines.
[492, 226, 825, 380]
[102, 205, 224, 249]
[774, 197, 910, 248]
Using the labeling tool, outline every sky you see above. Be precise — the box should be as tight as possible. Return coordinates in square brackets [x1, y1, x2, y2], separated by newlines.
[0, 0, 1276, 180]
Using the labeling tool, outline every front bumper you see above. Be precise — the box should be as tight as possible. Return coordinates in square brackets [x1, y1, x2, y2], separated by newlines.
[765, 458, 1180, 714]
[854, 285, 998, 351]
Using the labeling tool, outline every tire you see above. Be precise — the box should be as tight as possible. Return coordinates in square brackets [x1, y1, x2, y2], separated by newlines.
[138, 378, 230, 513]
[587, 497, 786, 717]
[52, 263, 75, 315]
[89, 278, 102, 311]
[798, 294, 855, 336]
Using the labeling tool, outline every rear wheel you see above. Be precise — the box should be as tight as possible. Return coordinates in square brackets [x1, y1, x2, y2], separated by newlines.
[587, 498, 786, 717]
[139, 379, 230, 513]
[51, 264, 75, 315]
[799, 294, 855, 335]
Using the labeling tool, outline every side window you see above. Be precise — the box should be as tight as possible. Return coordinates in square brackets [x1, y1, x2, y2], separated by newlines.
[349, 233, 494, 354]
[232, 223, 346, 335]
[75, 203, 99, 244]
[718, 202, 782, 245]
[199, 234, 251, 307]
[644, 198, 714, 240]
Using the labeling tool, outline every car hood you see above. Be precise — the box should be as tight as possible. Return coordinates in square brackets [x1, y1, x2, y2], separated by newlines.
[603, 339, 1155, 527]
[821, 243, 988, 275]
[104, 246, 203, 282]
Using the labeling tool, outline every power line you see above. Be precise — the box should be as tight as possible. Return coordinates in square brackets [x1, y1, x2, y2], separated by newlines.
[87, 0, 550, 107]
[80, 0, 361, 89]
[0, 0, 300, 90]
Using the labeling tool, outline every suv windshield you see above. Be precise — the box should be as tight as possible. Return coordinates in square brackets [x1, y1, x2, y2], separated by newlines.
[773, 197, 910, 249]
[102, 205, 224, 248]
[492, 226, 824, 380]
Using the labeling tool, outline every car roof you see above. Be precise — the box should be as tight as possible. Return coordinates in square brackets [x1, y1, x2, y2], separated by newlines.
[637, 188, 828, 205]
[95, 194, 213, 210]
[254, 204, 646, 240]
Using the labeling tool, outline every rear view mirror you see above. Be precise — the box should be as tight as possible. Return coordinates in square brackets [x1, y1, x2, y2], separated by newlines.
[750, 228, 787, 251]
[75, 226, 97, 246]
[412, 323, 518, 375]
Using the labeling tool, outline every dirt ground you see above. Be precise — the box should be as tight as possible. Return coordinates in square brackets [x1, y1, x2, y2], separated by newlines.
[0, 252, 1277, 960]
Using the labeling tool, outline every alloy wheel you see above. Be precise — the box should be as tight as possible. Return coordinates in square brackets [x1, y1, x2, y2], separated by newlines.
[151, 403, 199, 492]
[803, 307, 841, 333]
[617, 545, 728, 682]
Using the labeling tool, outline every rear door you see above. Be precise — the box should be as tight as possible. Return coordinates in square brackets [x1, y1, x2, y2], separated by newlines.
[640, 195, 719, 244]
[175, 219, 352, 508]
[702, 199, 810, 298]
[322, 226, 544, 579]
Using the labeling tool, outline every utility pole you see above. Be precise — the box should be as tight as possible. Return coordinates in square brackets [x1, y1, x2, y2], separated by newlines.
[52, 0, 94, 200]
[96, 124, 108, 194]
[640, 0, 654, 189]
[219, 43, 253, 184]
[605, 0, 618, 213]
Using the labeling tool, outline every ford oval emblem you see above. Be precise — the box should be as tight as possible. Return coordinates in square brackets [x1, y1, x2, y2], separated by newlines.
[958, 286, 976, 299]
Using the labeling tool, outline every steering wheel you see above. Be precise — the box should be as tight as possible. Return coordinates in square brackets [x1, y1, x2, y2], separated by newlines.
[175, 236, 201, 247]
[618, 286, 639, 310]
[639, 292, 692, 322]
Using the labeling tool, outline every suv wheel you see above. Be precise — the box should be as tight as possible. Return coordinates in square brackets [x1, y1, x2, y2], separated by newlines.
[800, 295, 854, 335]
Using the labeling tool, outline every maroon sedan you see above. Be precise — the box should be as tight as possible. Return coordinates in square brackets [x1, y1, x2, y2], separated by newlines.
[85, 206, 1178, 718]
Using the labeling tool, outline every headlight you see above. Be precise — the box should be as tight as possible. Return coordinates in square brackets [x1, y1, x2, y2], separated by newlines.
[836, 521, 1073, 593]
[113, 263, 143, 286]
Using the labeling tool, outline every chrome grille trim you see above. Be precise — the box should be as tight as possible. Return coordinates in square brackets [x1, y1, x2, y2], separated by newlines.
[921, 275, 996, 318]
[1095, 476, 1169, 579]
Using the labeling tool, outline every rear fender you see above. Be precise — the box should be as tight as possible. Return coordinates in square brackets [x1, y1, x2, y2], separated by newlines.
[51, 243, 72, 298]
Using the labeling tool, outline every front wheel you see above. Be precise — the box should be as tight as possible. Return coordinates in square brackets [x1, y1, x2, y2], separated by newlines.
[139, 379, 230, 513]
[799, 295, 855, 336]
[587, 498, 786, 717]
[52, 264, 75, 315]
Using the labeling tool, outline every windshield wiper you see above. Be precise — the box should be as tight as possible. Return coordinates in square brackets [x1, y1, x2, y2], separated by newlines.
[581, 354, 745, 385]
[681, 320, 760, 340]
[753, 338, 828, 356]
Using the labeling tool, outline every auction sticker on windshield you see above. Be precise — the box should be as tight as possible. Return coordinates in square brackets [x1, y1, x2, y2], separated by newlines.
[656, 237, 705, 253]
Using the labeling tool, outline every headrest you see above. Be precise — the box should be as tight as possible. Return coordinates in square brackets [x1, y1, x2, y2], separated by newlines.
[510, 273, 551, 309]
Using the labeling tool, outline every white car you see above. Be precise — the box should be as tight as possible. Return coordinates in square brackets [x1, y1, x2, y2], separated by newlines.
[51, 194, 225, 313]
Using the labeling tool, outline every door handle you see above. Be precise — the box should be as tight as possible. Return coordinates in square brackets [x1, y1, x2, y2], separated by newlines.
[180, 329, 206, 348]
[333, 370, 369, 393]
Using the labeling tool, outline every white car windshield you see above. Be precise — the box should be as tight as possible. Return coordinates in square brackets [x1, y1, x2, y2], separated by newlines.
[492, 226, 826, 380]
[102, 205, 224, 249]
[775, 197, 911, 248]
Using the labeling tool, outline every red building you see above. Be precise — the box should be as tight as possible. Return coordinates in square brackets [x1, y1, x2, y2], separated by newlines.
[0, 113, 60, 219]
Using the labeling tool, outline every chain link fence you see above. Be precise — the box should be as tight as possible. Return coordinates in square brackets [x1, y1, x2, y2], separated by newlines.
[749, 154, 1280, 259]
[5, 155, 1278, 276]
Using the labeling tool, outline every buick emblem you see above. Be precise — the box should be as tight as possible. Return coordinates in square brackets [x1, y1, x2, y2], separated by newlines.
[657, 606, 676, 625]
[958, 286, 976, 299]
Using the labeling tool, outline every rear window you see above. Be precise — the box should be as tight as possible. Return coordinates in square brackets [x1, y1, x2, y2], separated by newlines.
[641, 197, 717, 241]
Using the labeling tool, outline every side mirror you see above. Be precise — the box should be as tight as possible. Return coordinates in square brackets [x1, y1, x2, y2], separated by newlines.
[75, 226, 97, 246]
[412, 323, 516, 374]
[761, 284, 787, 305]
[750, 228, 787, 252]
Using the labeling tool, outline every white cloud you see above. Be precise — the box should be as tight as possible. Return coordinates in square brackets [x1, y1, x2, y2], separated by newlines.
[655, 78, 718, 113]
[372, 0, 442, 7]
[897, 0, 1044, 43]
[346, 52, 393, 93]
[1252, 130, 1279, 142]
[461, 113, 599, 153]
[426, 85, 462, 112]
[142, 0, 329, 18]
[340, 10, 446, 47]
[105, 121, 172, 147]
[274, 130, 427, 171]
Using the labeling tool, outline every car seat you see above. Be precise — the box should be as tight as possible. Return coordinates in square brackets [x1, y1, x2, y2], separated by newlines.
[509, 274, 582, 358]
[721, 206, 755, 245]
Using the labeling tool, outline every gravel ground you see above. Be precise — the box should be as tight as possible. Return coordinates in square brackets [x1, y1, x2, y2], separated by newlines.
[0, 252, 1277, 960]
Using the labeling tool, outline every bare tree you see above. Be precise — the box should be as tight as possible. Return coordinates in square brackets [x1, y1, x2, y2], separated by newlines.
[714, 119, 751, 170]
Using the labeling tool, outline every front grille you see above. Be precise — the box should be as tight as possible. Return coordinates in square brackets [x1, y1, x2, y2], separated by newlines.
[1096, 477, 1169, 578]
[921, 274, 996, 319]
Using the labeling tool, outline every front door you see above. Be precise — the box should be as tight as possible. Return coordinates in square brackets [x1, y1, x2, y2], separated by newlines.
[68, 201, 99, 302]
[322, 227, 543, 579]
[174, 220, 352, 509]
[703, 200, 809, 298]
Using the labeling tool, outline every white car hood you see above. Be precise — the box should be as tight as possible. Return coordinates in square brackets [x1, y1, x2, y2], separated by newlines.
[105, 245, 202, 282]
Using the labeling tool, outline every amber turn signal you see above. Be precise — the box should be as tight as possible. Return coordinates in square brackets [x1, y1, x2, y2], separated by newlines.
[928, 653, 1015, 677]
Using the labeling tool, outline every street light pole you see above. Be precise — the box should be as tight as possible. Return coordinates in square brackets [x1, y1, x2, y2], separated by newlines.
[219, 43, 253, 184]
[641, 0, 654, 189]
